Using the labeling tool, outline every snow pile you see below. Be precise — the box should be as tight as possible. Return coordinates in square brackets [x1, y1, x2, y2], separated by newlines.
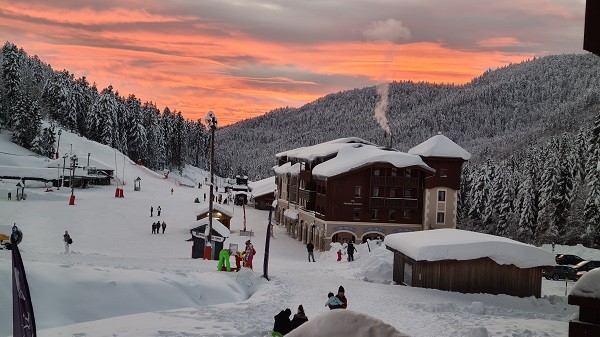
[408, 133, 472, 160]
[569, 268, 600, 298]
[352, 244, 394, 284]
[286, 309, 409, 337]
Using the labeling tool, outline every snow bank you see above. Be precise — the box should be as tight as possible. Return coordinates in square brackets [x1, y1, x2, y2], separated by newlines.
[286, 309, 409, 337]
[569, 268, 600, 298]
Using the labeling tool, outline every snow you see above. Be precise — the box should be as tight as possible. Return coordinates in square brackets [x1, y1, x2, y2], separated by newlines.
[283, 209, 299, 220]
[0, 128, 591, 337]
[249, 176, 276, 198]
[408, 133, 472, 160]
[312, 144, 434, 179]
[385, 228, 555, 268]
[569, 268, 600, 298]
[273, 162, 300, 176]
[0, 165, 60, 181]
[192, 218, 230, 238]
[195, 202, 235, 219]
[275, 137, 376, 161]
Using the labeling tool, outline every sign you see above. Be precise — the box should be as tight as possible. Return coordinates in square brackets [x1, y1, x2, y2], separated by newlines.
[332, 226, 356, 233]
[239, 230, 254, 237]
[343, 202, 362, 206]
[363, 226, 386, 234]
[393, 228, 413, 233]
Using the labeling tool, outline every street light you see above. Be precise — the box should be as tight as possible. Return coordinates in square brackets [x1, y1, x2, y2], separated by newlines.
[69, 154, 78, 205]
[204, 111, 218, 251]
[62, 154, 68, 188]
[56, 128, 62, 159]
[87, 153, 91, 167]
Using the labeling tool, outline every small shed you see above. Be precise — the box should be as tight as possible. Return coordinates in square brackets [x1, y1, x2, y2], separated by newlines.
[568, 269, 600, 336]
[385, 229, 554, 298]
[249, 176, 276, 210]
[134, 177, 141, 191]
[196, 203, 234, 229]
[189, 219, 231, 260]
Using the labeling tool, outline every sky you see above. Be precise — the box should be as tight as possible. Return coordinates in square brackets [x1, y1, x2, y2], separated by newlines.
[1, 127, 599, 336]
[0, 0, 588, 125]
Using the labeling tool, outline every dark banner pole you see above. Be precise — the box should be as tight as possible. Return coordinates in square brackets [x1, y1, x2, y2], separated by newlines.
[263, 207, 273, 280]
[11, 225, 37, 337]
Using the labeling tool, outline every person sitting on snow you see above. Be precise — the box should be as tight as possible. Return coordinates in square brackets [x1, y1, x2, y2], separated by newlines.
[326, 292, 344, 310]
[273, 308, 292, 336]
[289, 305, 308, 331]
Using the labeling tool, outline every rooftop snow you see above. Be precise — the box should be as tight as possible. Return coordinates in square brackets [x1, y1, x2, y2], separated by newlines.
[273, 162, 301, 176]
[408, 134, 471, 160]
[569, 268, 600, 298]
[276, 137, 376, 161]
[385, 228, 554, 268]
[196, 203, 234, 218]
[191, 218, 230, 238]
[311, 144, 434, 179]
[0, 165, 60, 180]
[45, 157, 114, 170]
[249, 176, 276, 198]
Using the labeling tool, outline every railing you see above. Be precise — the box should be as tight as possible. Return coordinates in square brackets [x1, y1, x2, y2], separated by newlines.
[369, 197, 418, 209]
[370, 176, 419, 188]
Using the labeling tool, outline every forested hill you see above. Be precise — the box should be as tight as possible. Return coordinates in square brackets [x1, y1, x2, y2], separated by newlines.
[216, 53, 600, 179]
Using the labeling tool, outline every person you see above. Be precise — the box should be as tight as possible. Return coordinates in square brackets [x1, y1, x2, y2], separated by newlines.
[244, 240, 256, 269]
[336, 286, 348, 309]
[150, 206, 153, 217]
[63, 230, 72, 254]
[204, 193, 206, 201]
[289, 305, 308, 331]
[152, 222, 156, 234]
[347, 241, 357, 262]
[234, 251, 243, 272]
[161, 221, 166, 234]
[326, 292, 344, 309]
[337, 249, 342, 262]
[273, 308, 292, 336]
[306, 241, 316, 262]
[157, 206, 162, 217]
[171, 188, 174, 195]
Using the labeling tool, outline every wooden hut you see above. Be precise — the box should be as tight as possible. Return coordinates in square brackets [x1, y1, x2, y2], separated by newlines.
[195, 203, 234, 229]
[189, 219, 230, 260]
[568, 269, 600, 336]
[249, 176, 276, 210]
[385, 229, 554, 298]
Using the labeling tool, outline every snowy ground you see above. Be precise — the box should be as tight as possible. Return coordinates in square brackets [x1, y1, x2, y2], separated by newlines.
[0, 128, 593, 337]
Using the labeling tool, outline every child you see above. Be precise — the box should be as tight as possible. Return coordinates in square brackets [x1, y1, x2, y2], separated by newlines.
[326, 292, 344, 309]
[337, 249, 342, 262]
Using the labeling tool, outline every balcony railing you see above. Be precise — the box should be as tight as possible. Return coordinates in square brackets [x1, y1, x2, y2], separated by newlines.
[371, 176, 419, 188]
[369, 197, 418, 209]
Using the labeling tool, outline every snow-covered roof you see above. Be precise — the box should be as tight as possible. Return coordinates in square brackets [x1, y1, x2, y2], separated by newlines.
[385, 228, 554, 268]
[191, 218, 230, 238]
[0, 166, 61, 180]
[273, 162, 301, 176]
[408, 134, 471, 160]
[284, 209, 299, 220]
[45, 157, 114, 170]
[276, 137, 376, 161]
[249, 176, 276, 198]
[569, 268, 600, 298]
[311, 144, 434, 179]
[195, 203, 234, 218]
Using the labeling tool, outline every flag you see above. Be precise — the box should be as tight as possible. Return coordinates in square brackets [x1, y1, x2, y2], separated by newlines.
[12, 227, 36, 337]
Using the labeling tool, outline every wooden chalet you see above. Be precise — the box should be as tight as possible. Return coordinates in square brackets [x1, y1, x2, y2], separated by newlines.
[195, 203, 234, 229]
[385, 229, 554, 298]
[249, 176, 276, 210]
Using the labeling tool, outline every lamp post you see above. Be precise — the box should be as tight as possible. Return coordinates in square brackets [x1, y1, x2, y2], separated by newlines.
[62, 154, 68, 188]
[87, 153, 91, 167]
[204, 111, 218, 254]
[56, 128, 62, 159]
[69, 154, 78, 205]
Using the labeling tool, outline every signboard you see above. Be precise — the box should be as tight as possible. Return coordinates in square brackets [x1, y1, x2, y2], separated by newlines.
[393, 228, 413, 233]
[239, 230, 254, 237]
[363, 226, 386, 234]
[332, 226, 357, 233]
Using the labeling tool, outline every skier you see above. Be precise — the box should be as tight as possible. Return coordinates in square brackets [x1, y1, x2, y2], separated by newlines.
[161, 221, 166, 234]
[150, 206, 153, 217]
[157, 206, 162, 217]
[289, 305, 308, 331]
[170, 188, 174, 195]
[347, 241, 357, 262]
[63, 230, 72, 254]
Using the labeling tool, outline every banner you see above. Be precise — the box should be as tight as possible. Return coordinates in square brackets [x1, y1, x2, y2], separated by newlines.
[12, 227, 37, 337]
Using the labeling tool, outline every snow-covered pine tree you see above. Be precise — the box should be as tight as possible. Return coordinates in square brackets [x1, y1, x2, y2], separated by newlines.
[125, 94, 147, 163]
[1, 42, 23, 128]
[11, 96, 41, 150]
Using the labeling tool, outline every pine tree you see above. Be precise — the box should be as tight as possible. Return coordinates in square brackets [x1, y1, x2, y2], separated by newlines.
[2, 42, 23, 127]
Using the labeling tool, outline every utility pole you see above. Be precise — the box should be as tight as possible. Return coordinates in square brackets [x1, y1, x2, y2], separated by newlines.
[204, 111, 218, 258]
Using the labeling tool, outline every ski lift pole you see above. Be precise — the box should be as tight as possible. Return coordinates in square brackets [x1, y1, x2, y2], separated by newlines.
[243, 203, 247, 232]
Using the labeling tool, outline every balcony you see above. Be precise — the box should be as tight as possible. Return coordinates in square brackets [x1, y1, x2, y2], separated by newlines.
[369, 197, 418, 209]
[371, 176, 419, 188]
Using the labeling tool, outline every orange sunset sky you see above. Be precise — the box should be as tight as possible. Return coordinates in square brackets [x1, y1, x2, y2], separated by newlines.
[0, 0, 587, 126]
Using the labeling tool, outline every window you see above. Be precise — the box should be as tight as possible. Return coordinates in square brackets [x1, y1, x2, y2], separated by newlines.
[390, 188, 397, 198]
[405, 168, 412, 177]
[438, 190, 446, 201]
[403, 210, 410, 219]
[403, 262, 413, 286]
[389, 210, 396, 220]
[372, 187, 381, 197]
[354, 186, 362, 197]
[440, 168, 448, 177]
[404, 189, 413, 198]
[373, 168, 381, 176]
[436, 212, 445, 223]
[353, 208, 361, 220]
[391, 168, 398, 177]
[371, 209, 379, 220]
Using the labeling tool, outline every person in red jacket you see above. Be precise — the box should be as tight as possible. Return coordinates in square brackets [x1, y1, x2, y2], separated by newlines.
[336, 286, 348, 309]
[234, 251, 243, 271]
[337, 249, 342, 262]
[244, 240, 256, 269]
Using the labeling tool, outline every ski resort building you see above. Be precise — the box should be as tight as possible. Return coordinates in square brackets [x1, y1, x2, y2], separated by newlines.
[273, 135, 470, 251]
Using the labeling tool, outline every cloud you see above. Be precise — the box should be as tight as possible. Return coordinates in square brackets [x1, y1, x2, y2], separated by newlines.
[477, 37, 536, 48]
[363, 19, 411, 43]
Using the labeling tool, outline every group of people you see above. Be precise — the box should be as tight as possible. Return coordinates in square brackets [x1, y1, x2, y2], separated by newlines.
[326, 286, 348, 309]
[150, 205, 162, 217]
[337, 241, 357, 262]
[151, 221, 167, 234]
[273, 305, 309, 336]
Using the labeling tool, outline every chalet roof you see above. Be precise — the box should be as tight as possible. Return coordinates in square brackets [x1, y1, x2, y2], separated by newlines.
[45, 157, 114, 171]
[273, 162, 301, 176]
[249, 176, 276, 198]
[191, 218, 230, 238]
[385, 229, 554, 269]
[275, 137, 376, 161]
[311, 144, 434, 179]
[408, 134, 471, 160]
[0, 166, 61, 180]
[195, 203, 234, 218]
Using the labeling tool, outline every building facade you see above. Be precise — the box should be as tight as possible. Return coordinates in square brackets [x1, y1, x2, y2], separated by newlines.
[273, 135, 470, 251]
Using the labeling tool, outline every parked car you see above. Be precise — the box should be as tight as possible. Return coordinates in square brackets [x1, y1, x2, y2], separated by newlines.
[542, 265, 577, 281]
[573, 261, 600, 280]
[555, 254, 584, 265]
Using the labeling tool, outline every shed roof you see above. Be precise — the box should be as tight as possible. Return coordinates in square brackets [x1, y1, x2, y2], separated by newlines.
[385, 228, 554, 268]
[196, 203, 234, 218]
[191, 218, 230, 238]
[249, 176, 276, 198]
